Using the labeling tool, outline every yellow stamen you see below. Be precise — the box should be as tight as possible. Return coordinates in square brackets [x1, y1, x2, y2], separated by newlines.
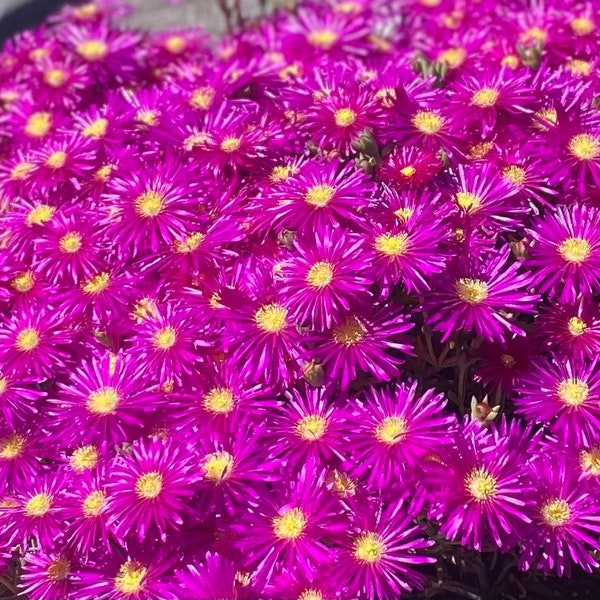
[59, 232, 82, 253]
[135, 191, 165, 217]
[15, 328, 40, 352]
[471, 87, 499, 108]
[412, 111, 444, 134]
[465, 467, 498, 501]
[0, 434, 25, 459]
[82, 490, 106, 517]
[456, 278, 489, 304]
[557, 378, 589, 406]
[566, 59, 591, 76]
[353, 532, 387, 563]
[374, 232, 409, 257]
[202, 451, 234, 481]
[220, 137, 241, 153]
[501, 54, 520, 69]
[25, 112, 52, 138]
[521, 27, 548, 43]
[399, 165, 416, 177]
[95, 164, 114, 181]
[87, 386, 120, 414]
[375, 416, 408, 444]
[203, 387, 235, 414]
[334, 108, 356, 127]
[467, 142, 493, 160]
[190, 86, 216, 110]
[579, 447, 600, 476]
[135, 471, 163, 499]
[76, 40, 108, 61]
[533, 108, 557, 130]
[25, 493, 52, 517]
[114, 561, 147, 595]
[272, 507, 306, 540]
[569, 133, 600, 160]
[502, 165, 526, 186]
[153, 326, 177, 350]
[558, 237, 591, 264]
[571, 17, 595, 36]
[568, 316, 587, 337]
[326, 469, 356, 497]
[69, 445, 99, 472]
[306, 261, 334, 288]
[455, 191, 481, 212]
[296, 415, 328, 441]
[82, 273, 110, 294]
[307, 30, 338, 49]
[332, 316, 366, 345]
[164, 35, 187, 54]
[541, 498, 571, 527]
[136, 110, 159, 127]
[46, 151, 67, 169]
[394, 207, 414, 222]
[47, 557, 70, 582]
[254, 304, 288, 333]
[82, 118, 108, 139]
[11, 162, 34, 181]
[437, 47, 466, 69]
[305, 184, 335, 207]
[74, 3, 99, 20]
[299, 589, 324, 600]
[11, 271, 35, 293]
[174, 232, 205, 253]
[44, 69, 68, 87]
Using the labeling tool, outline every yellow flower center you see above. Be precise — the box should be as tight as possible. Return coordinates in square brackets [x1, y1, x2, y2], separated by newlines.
[334, 1, 362, 14]
[220, 137, 241, 153]
[82, 490, 106, 517]
[82, 272, 110, 294]
[533, 108, 557, 130]
[47, 557, 70, 582]
[334, 108, 357, 127]
[135, 191, 165, 217]
[412, 110, 445, 134]
[190, 86, 216, 110]
[353, 532, 387, 563]
[579, 446, 600, 476]
[26, 205, 55, 227]
[467, 141, 493, 160]
[25, 111, 52, 138]
[11, 270, 35, 293]
[558, 237, 591, 264]
[394, 207, 414, 221]
[82, 118, 108, 139]
[202, 451, 234, 481]
[296, 414, 328, 441]
[74, 3, 99, 20]
[0, 376, 6, 396]
[76, 40, 108, 61]
[164, 35, 187, 54]
[59, 232, 83, 253]
[399, 165, 416, 177]
[153, 326, 177, 350]
[69, 445, 99, 472]
[270, 164, 298, 182]
[571, 17, 595, 35]
[333, 316, 367, 345]
[502, 165, 526, 186]
[272, 507, 306, 540]
[305, 184, 335, 207]
[501, 353, 516, 369]
[557, 378, 589, 406]
[203, 387, 235, 414]
[307, 29, 338, 49]
[15, 328, 40, 352]
[566, 59, 591, 76]
[254, 304, 288, 333]
[375, 416, 408, 444]
[437, 47, 466, 68]
[374, 232, 409, 257]
[44, 69, 68, 87]
[95, 164, 114, 181]
[25, 493, 52, 517]
[0, 434, 25, 459]
[501, 54, 520, 69]
[541, 498, 571, 527]
[298, 589, 324, 600]
[521, 26, 548, 43]
[87, 386, 120, 414]
[135, 471, 163, 499]
[455, 191, 482, 212]
[456, 278, 489, 304]
[465, 467, 498, 501]
[326, 469, 356, 497]
[569, 133, 600, 160]
[306, 261, 334, 288]
[114, 561, 147, 595]
[174, 232, 205, 253]
[568, 316, 587, 336]
[471, 87, 499, 107]
[11, 162, 35, 181]
[135, 110, 159, 127]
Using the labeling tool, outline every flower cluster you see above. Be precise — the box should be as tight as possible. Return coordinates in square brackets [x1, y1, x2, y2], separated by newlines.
[1, 0, 600, 598]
